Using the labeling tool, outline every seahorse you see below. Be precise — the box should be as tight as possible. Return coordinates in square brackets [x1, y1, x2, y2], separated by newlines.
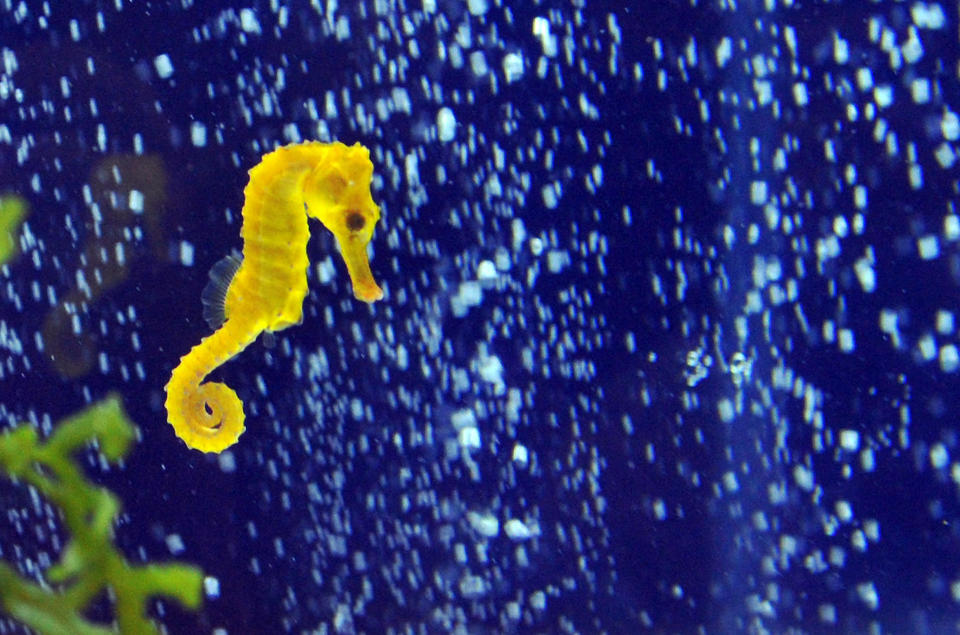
[164, 141, 383, 453]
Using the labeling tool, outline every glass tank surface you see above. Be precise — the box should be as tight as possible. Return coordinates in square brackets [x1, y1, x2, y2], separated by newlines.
[1, 1, 959, 632]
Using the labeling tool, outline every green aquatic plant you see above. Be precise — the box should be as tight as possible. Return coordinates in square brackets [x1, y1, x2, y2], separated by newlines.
[0, 395, 204, 634]
[0, 193, 28, 265]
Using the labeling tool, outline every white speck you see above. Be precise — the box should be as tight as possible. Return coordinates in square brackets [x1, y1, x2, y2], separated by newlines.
[717, 398, 734, 423]
[179, 241, 195, 267]
[910, 78, 930, 103]
[203, 576, 221, 599]
[451, 409, 477, 430]
[834, 35, 849, 64]
[529, 237, 543, 256]
[839, 429, 860, 451]
[935, 143, 956, 169]
[532, 17, 557, 57]
[467, 511, 499, 537]
[746, 595, 776, 617]
[1, 48, 17, 76]
[754, 80, 772, 106]
[838, 328, 855, 353]
[477, 260, 497, 281]
[930, 443, 949, 469]
[942, 111, 959, 140]
[541, 182, 560, 209]
[458, 426, 480, 450]
[459, 574, 488, 598]
[469, 51, 488, 76]
[239, 8, 261, 33]
[335, 16, 350, 40]
[452, 280, 482, 315]
[128, 190, 144, 215]
[217, 451, 236, 473]
[856, 581, 879, 611]
[793, 82, 808, 106]
[873, 85, 893, 109]
[165, 533, 185, 555]
[546, 250, 569, 273]
[912, 2, 946, 29]
[504, 519, 534, 540]
[900, 29, 923, 63]
[502, 52, 524, 83]
[853, 185, 867, 209]
[512, 443, 528, 465]
[437, 107, 456, 142]
[191, 121, 207, 147]
[917, 234, 939, 259]
[793, 464, 814, 491]
[940, 345, 959, 373]
[944, 215, 960, 240]
[315, 257, 336, 285]
[715, 37, 732, 67]
[854, 256, 875, 293]
[722, 471, 739, 493]
[819, 604, 837, 624]
[467, 0, 488, 16]
[477, 353, 504, 390]
[937, 310, 955, 334]
[404, 151, 421, 187]
[750, 181, 768, 205]
[835, 500, 853, 523]
[154, 54, 174, 79]
[530, 590, 546, 610]
[909, 163, 924, 189]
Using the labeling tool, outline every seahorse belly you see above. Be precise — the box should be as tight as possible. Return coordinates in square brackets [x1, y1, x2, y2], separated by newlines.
[231, 162, 313, 331]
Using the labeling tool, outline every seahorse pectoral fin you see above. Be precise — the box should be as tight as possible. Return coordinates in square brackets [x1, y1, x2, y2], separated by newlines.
[337, 237, 383, 302]
[201, 251, 243, 329]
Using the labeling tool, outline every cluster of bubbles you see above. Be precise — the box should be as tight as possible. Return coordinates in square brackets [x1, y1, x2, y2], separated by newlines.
[2, 0, 960, 631]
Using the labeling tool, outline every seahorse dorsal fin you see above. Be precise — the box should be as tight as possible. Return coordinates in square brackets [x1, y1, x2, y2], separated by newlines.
[201, 250, 242, 329]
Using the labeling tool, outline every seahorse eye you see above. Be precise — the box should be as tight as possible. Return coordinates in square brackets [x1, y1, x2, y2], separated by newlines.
[346, 211, 366, 231]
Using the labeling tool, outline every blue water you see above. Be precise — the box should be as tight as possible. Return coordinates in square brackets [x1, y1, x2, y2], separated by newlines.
[2, 1, 960, 632]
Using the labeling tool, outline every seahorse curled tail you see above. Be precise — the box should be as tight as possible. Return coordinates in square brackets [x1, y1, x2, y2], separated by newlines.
[164, 317, 260, 453]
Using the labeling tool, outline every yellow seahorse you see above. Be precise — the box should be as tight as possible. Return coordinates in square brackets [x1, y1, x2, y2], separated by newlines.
[164, 141, 383, 453]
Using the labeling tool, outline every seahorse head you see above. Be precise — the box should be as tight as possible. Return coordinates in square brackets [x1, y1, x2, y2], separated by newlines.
[303, 143, 379, 242]
[303, 142, 383, 302]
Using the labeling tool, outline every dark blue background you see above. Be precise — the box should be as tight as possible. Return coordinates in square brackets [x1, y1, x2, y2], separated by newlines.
[2, 1, 960, 632]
